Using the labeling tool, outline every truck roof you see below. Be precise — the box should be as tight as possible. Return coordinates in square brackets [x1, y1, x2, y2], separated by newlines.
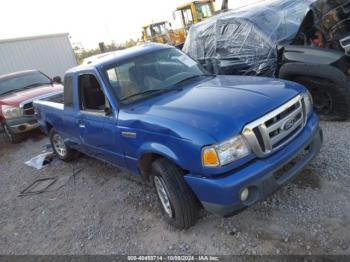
[67, 43, 171, 74]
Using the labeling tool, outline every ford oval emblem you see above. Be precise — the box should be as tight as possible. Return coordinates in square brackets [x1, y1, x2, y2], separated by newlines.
[283, 118, 296, 131]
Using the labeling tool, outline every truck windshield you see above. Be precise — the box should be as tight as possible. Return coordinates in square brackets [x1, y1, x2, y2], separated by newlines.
[0, 71, 52, 96]
[105, 48, 208, 104]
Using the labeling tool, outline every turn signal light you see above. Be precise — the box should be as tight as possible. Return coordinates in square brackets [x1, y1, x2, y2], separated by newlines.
[202, 148, 219, 167]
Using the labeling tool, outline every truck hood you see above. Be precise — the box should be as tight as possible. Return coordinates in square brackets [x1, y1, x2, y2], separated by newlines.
[131, 75, 305, 142]
[0, 84, 63, 106]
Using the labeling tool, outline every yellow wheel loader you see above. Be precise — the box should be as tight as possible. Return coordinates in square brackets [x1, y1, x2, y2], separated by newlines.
[175, 0, 216, 30]
[141, 21, 186, 48]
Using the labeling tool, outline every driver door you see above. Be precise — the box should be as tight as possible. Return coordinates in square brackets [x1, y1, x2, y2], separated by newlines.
[77, 72, 125, 167]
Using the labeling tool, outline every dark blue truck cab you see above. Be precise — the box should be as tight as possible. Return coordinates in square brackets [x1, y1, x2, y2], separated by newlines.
[34, 44, 323, 229]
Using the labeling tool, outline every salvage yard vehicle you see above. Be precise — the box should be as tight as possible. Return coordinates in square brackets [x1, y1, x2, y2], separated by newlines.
[0, 70, 63, 143]
[141, 21, 186, 47]
[174, 0, 216, 30]
[34, 43, 323, 229]
[183, 0, 350, 120]
[141, 0, 215, 48]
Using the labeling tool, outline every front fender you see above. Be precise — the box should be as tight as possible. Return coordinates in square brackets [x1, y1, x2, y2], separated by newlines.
[137, 142, 180, 165]
[280, 45, 349, 86]
[121, 131, 203, 175]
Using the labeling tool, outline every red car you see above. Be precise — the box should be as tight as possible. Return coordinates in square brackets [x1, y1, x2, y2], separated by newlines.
[0, 70, 63, 143]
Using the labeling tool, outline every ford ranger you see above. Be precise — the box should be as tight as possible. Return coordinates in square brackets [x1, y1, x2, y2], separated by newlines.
[34, 44, 323, 229]
[0, 70, 63, 143]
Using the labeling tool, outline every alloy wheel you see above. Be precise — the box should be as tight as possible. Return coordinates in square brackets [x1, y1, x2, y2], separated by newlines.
[154, 176, 173, 218]
[52, 133, 67, 157]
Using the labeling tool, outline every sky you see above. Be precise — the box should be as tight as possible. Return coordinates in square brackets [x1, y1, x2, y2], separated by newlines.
[0, 0, 262, 49]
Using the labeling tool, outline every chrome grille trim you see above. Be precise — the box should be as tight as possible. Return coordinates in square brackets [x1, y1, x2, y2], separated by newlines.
[242, 95, 306, 158]
[340, 36, 350, 55]
[22, 102, 34, 116]
[19, 91, 63, 116]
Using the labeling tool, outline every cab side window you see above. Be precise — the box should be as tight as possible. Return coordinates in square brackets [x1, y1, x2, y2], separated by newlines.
[78, 74, 107, 112]
[64, 76, 74, 107]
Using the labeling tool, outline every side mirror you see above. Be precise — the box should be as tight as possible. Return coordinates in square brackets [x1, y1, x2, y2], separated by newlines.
[104, 107, 112, 116]
[53, 76, 62, 84]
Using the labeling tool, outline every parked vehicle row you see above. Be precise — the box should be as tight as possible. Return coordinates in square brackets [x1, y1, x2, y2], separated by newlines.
[183, 0, 350, 120]
[34, 44, 323, 229]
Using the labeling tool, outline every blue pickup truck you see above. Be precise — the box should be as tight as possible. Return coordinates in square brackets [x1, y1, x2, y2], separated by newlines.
[34, 43, 323, 229]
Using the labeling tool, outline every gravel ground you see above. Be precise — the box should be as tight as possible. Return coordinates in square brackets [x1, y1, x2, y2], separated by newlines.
[0, 121, 349, 255]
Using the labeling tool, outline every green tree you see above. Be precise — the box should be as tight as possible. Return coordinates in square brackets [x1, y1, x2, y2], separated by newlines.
[73, 40, 137, 65]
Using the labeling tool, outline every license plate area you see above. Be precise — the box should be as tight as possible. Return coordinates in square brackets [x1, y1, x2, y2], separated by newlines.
[274, 147, 309, 181]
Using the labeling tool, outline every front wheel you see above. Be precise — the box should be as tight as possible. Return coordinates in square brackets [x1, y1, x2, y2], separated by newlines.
[151, 158, 198, 229]
[3, 122, 22, 144]
[49, 129, 76, 161]
[293, 76, 350, 120]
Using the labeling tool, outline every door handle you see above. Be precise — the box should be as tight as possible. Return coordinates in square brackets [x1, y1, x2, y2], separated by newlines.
[78, 120, 85, 128]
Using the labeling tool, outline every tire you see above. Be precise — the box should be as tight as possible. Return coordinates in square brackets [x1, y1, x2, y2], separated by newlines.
[3, 122, 22, 144]
[151, 158, 198, 229]
[49, 128, 76, 162]
[293, 76, 350, 121]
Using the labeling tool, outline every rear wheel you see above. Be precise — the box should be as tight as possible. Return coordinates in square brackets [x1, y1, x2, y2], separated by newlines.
[151, 158, 198, 229]
[49, 129, 76, 161]
[293, 76, 350, 120]
[3, 122, 22, 144]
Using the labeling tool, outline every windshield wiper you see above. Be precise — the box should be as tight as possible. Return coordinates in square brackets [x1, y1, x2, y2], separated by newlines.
[120, 75, 215, 103]
[0, 83, 51, 96]
[121, 89, 167, 102]
[0, 90, 18, 96]
[172, 74, 215, 87]
[23, 83, 50, 89]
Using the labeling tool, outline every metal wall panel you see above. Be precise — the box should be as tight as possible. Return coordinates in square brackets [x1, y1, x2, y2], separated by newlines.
[0, 33, 77, 78]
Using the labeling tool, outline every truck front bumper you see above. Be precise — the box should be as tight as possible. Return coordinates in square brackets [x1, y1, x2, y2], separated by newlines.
[184, 113, 323, 217]
[4, 116, 39, 134]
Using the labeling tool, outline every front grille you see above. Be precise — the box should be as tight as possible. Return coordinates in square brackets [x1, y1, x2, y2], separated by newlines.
[19, 91, 63, 117]
[242, 95, 306, 158]
[22, 102, 35, 116]
[340, 36, 350, 55]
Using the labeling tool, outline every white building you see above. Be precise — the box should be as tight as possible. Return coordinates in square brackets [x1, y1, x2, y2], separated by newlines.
[0, 33, 77, 78]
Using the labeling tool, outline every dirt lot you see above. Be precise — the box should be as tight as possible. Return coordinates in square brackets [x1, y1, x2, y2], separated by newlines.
[0, 121, 349, 255]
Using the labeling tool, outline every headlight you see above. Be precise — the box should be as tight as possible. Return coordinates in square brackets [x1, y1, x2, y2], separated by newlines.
[202, 135, 251, 167]
[302, 91, 313, 117]
[1, 105, 22, 119]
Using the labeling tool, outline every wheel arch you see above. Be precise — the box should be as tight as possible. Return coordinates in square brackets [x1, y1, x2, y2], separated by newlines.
[45, 121, 53, 133]
[137, 143, 187, 181]
[279, 62, 348, 87]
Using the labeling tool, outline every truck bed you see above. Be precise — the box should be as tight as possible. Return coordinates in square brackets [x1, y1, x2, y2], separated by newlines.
[33, 92, 65, 135]
[34, 92, 64, 110]
[34, 100, 64, 111]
